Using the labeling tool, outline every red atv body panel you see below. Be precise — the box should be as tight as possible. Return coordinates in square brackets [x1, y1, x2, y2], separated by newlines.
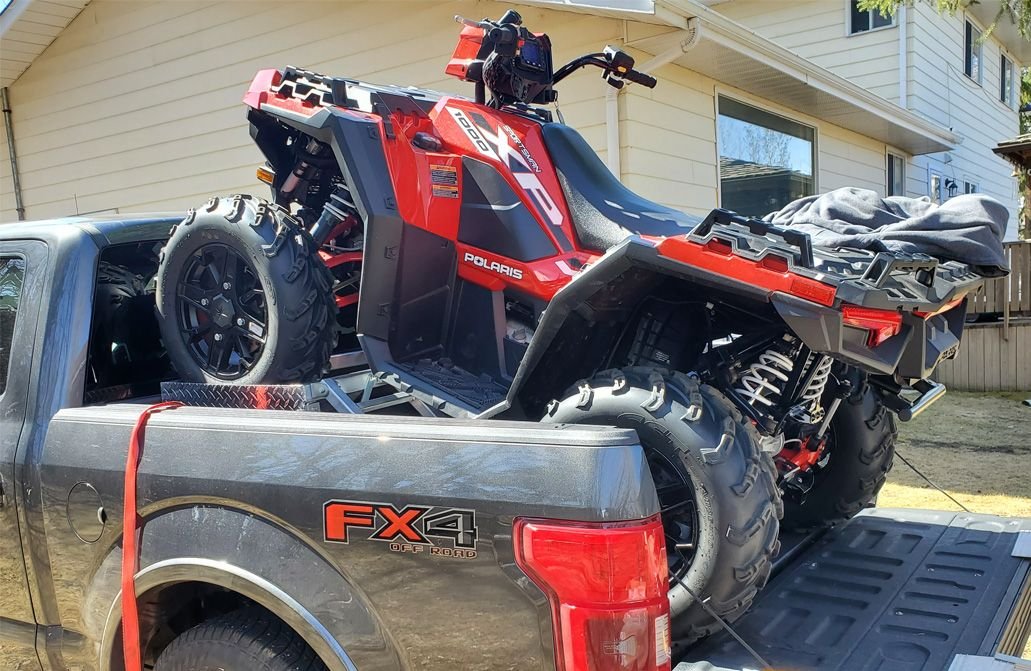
[244, 67, 983, 414]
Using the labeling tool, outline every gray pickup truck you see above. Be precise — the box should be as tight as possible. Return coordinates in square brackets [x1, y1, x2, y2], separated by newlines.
[0, 216, 668, 671]
[2, 215, 1031, 671]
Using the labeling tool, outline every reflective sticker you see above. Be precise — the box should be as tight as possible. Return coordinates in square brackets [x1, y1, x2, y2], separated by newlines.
[655, 613, 670, 664]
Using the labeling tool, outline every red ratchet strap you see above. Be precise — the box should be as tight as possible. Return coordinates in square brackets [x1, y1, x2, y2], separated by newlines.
[121, 401, 183, 671]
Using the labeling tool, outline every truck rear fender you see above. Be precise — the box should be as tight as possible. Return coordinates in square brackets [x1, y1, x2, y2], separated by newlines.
[94, 505, 394, 671]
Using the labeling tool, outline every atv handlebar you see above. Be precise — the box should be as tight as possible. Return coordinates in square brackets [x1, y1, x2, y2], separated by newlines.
[621, 68, 657, 88]
[552, 52, 657, 89]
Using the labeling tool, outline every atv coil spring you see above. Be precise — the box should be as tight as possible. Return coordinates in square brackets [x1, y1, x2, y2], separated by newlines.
[799, 354, 832, 413]
[735, 349, 794, 407]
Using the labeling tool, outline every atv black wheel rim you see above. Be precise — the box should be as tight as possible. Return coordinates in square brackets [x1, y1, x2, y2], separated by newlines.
[648, 449, 700, 587]
[176, 243, 268, 380]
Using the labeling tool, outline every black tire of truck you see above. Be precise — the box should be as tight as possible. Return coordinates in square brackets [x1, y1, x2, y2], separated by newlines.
[544, 367, 783, 647]
[780, 375, 898, 532]
[153, 607, 328, 671]
[156, 195, 337, 384]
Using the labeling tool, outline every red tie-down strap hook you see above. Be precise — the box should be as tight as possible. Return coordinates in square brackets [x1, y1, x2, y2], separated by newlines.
[121, 401, 183, 671]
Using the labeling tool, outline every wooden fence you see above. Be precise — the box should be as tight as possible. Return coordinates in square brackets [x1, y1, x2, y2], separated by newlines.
[934, 241, 1031, 392]
[934, 321, 1031, 391]
[967, 241, 1031, 317]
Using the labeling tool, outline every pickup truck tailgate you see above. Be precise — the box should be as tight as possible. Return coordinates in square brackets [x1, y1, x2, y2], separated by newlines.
[678, 508, 1031, 671]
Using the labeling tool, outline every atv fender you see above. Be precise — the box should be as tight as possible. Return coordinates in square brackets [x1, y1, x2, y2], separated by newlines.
[506, 235, 777, 415]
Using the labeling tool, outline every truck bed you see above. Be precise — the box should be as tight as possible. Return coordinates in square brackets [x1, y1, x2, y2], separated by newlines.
[676, 508, 1031, 671]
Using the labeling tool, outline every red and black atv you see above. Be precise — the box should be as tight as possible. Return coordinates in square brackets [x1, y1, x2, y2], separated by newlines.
[155, 9, 983, 645]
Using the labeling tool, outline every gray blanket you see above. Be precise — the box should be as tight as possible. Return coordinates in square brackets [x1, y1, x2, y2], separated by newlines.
[762, 187, 1010, 277]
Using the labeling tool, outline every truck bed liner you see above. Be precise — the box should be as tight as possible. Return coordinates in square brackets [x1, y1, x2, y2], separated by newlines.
[677, 508, 1031, 671]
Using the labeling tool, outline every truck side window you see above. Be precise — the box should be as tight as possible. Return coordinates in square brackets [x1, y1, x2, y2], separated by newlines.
[84, 242, 171, 403]
[0, 256, 25, 397]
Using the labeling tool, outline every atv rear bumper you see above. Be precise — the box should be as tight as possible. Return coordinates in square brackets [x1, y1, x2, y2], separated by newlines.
[772, 292, 967, 379]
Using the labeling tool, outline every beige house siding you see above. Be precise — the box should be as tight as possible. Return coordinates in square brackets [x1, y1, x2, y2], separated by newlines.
[620, 61, 888, 218]
[0, 1, 622, 221]
[904, 3, 1021, 237]
[714, 0, 1022, 238]
[714, 0, 903, 104]
[0, 0, 901, 225]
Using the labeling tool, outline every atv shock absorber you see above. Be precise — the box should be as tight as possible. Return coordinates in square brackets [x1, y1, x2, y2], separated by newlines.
[310, 184, 359, 246]
[734, 341, 833, 420]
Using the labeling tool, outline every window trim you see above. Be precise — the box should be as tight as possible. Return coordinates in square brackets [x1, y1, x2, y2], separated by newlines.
[964, 19, 983, 85]
[846, 0, 897, 36]
[886, 151, 906, 197]
[1000, 54, 1016, 108]
[715, 92, 819, 215]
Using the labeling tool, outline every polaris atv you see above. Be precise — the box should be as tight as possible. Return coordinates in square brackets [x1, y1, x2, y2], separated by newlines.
[155, 10, 984, 645]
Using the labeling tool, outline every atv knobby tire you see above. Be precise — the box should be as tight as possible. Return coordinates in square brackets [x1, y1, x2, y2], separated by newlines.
[156, 195, 337, 384]
[781, 378, 897, 531]
[545, 367, 782, 647]
[153, 607, 327, 671]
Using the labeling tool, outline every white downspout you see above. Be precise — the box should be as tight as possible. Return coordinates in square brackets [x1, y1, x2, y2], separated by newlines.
[898, 3, 907, 108]
[606, 18, 702, 179]
[606, 84, 622, 177]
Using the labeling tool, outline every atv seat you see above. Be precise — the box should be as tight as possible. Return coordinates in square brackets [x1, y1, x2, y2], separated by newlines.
[541, 123, 700, 251]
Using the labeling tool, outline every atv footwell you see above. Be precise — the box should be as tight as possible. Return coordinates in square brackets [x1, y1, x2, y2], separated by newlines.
[676, 508, 1031, 671]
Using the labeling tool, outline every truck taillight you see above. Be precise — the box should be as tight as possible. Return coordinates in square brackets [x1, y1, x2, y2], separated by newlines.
[841, 304, 903, 347]
[514, 515, 671, 671]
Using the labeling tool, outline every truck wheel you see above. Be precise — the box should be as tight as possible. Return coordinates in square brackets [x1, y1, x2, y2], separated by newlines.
[781, 378, 897, 531]
[156, 195, 337, 384]
[544, 367, 782, 646]
[153, 607, 327, 671]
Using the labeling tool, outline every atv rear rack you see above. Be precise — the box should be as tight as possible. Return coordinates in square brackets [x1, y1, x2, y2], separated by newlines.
[687, 208, 984, 312]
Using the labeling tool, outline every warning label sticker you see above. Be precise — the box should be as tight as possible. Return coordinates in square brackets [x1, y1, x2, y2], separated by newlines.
[430, 164, 458, 186]
[432, 185, 459, 199]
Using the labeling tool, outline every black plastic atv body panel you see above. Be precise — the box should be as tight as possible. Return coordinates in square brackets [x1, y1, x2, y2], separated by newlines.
[505, 232, 978, 414]
[677, 508, 1031, 671]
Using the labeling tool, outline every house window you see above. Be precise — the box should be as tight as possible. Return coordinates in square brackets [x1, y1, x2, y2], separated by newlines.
[718, 96, 816, 217]
[1001, 55, 1015, 107]
[964, 181, 978, 194]
[964, 21, 982, 84]
[849, 0, 894, 34]
[887, 153, 905, 196]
